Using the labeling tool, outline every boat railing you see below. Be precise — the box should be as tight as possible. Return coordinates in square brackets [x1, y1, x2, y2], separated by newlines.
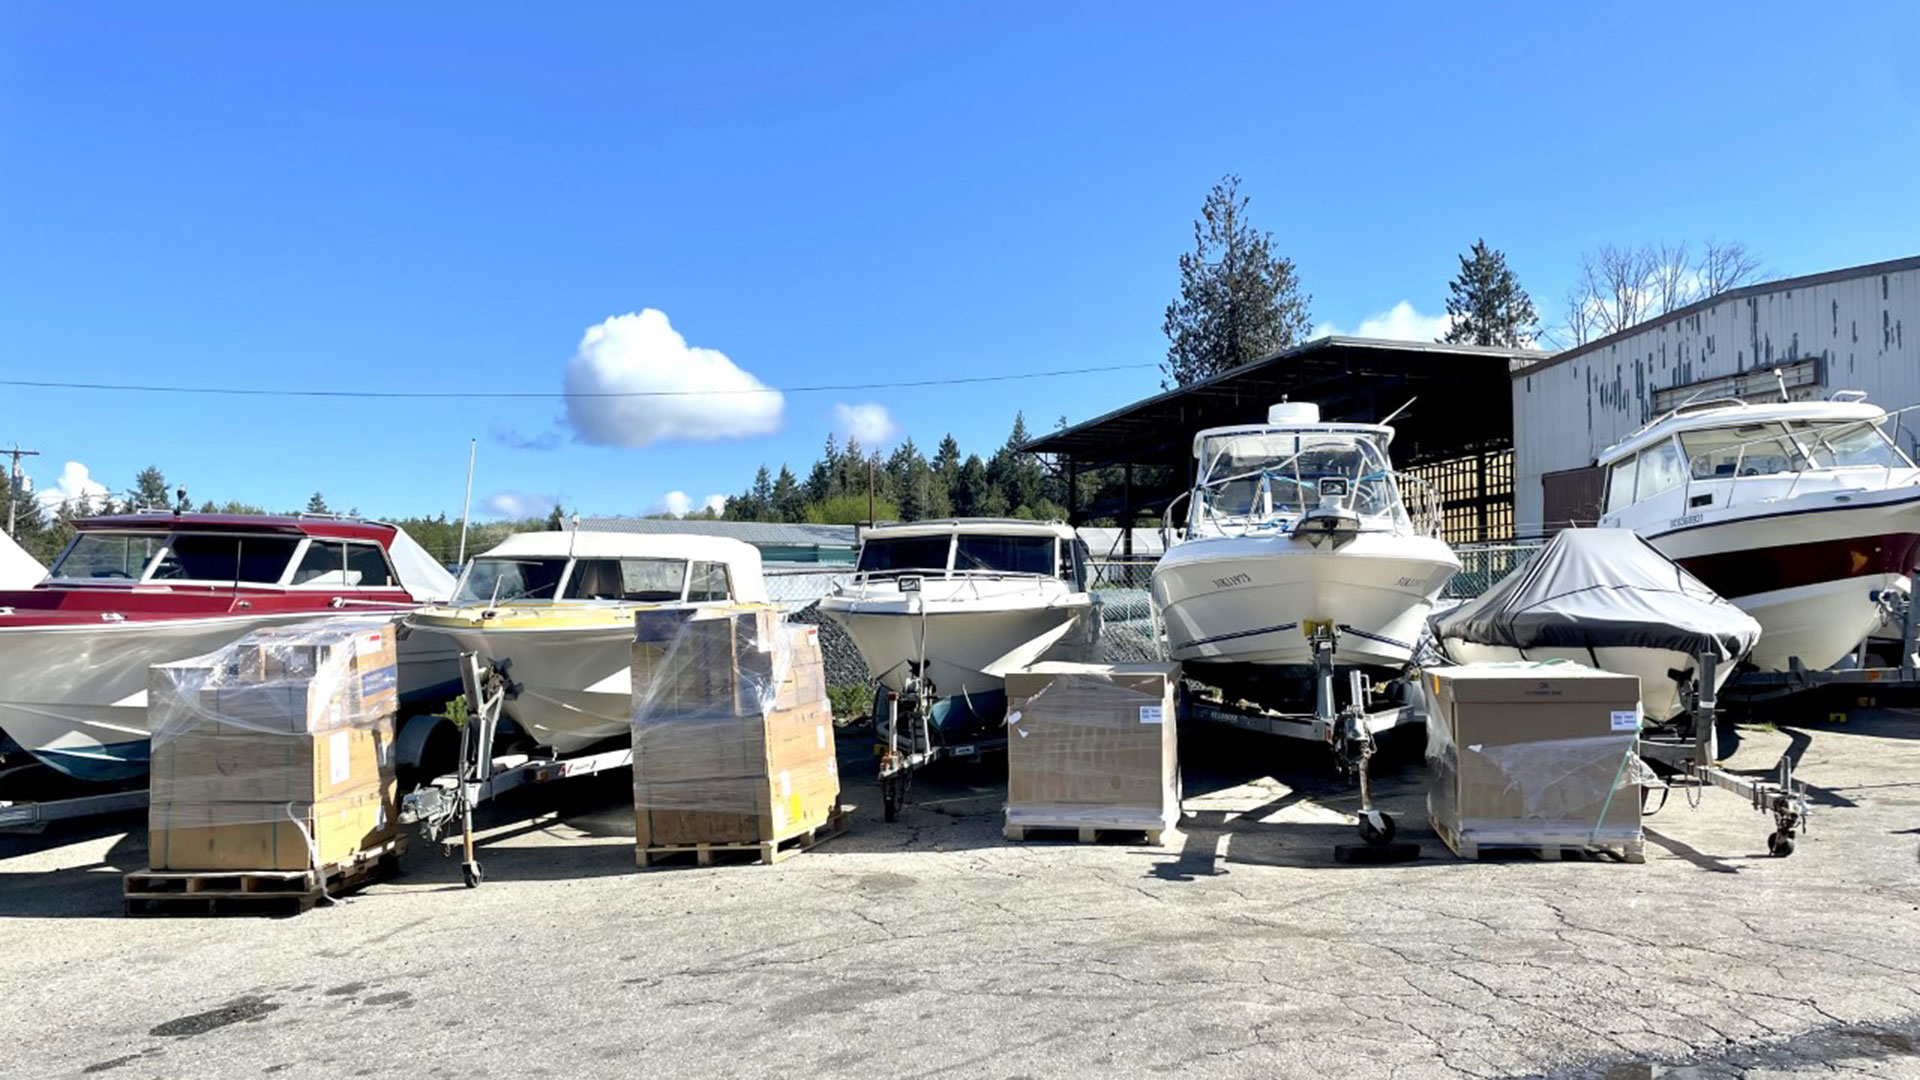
[1164, 469, 1443, 542]
[1670, 403, 1920, 512]
[1393, 472, 1446, 539]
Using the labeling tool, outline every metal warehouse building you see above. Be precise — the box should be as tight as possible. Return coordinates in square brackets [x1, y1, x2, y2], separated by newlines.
[1513, 254, 1920, 532]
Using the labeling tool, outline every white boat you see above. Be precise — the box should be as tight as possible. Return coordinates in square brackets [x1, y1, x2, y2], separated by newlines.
[1152, 402, 1460, 678]
[405, 531, 769, 756]
[819, 520, 1099, 712]
[1597, 392, 1920, 672]
[0, 529, 43, 591]
[1432, 528, 1761, 722]
[0, 513, 459, 781]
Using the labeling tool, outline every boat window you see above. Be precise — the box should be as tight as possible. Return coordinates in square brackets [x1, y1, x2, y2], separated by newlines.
[686, 561, 732, 603]
[1605, 455, 1640, 514]
[1679, 424, 1802, 479]
[857, 536, 952, 575]
[50, 532, 166, 580]
[290, 541, 396, 588]
[1196, 431, 1393, 523]
[563, 557, 688, 602]
[1637, 439, 1687, 498]
[455, 557, 569, 603]
[345, 543, 397, 588]
[1069, 539, 1092, 590]
[955, 535, 1055, 576]
[1790, 420, 1911, 469]
[149, 535, 302, 583]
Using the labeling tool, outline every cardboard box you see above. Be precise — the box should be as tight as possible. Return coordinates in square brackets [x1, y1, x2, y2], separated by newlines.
[631, 609, 840, 855]
[149, 784, 396, 872]
[151, 725, 394, 806]
[1002, 662, 1181, 833]
[1425, 662, 1643, 857]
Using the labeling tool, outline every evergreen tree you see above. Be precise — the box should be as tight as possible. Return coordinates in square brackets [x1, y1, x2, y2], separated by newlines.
[1442, 239, 1539, 347]
[836, 437, 866, 502]
[771, 466, 803, 524]
[987, 412, 1046, 514]
[546, 503, 565, 531]
[127, 466, 170, 511]
[955, 454, 991, 517]
[1162, 174, 1313, 387]
[750, 466, 774, 517]
[199, 499, 217, 513]
[805, 435, 841, 502]
[305, 492, 330, 515]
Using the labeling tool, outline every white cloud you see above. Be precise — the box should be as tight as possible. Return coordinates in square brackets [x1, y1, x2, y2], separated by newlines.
[37, 461, 110, 511]
[482, 491, 559, 519]
[563, 310, 783, 447]
[1316, 301, 1455, 344]
[649, 491, 729, 518]
[833, 402, 897, 446]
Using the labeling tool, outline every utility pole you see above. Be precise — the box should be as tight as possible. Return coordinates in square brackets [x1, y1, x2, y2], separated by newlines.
[5, 444, 42, 537]
[867, 458, 875, 526]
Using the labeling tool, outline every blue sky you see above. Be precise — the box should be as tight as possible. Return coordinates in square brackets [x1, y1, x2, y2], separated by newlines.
[3, 2, 1917, 521]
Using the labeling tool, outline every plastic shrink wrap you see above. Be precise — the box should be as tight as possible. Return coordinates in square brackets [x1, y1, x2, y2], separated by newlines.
[147, 618, 400, 871]
[1002, 662, 1180, 838]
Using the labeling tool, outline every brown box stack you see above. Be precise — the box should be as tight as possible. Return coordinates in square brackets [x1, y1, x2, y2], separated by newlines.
[1425, 662, 1643, 859]
[147, 621, 400, 872]
[1002, 662, 1181, 839]
[631, 608, 840, 859]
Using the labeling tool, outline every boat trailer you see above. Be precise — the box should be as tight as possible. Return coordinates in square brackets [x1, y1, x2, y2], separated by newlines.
[1639, 653, 1813, 857]
[399, 652, 633, 887]
[1727, 586, 1920, 700]
[874, 666, 1007, 822]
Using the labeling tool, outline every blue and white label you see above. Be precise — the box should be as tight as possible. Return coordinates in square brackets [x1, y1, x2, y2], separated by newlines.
[1139, 705, 1164, 725]
[1610, 709, 1642, 732]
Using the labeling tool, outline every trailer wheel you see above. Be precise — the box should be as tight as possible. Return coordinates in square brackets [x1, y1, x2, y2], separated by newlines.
[882, 773, 905, 822]
[1359, 812, 1396, 846]
[1767, 831, 1796, 858]
[462, 861, 485, 888]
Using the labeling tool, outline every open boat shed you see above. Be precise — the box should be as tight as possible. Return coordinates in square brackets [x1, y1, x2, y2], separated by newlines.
[1023, 336, 1547, 549]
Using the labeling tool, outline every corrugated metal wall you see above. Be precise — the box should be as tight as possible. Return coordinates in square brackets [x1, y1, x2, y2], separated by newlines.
[1512, 262, 1920, 530]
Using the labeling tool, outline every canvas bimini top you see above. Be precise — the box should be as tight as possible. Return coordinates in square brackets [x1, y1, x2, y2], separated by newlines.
[1431, 528, 1761, 661]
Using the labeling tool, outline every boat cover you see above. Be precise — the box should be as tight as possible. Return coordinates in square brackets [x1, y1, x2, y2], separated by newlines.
[1431, 528, 1760, 661]
[0, 529, 45, 590]
[386, 526, 459, 602]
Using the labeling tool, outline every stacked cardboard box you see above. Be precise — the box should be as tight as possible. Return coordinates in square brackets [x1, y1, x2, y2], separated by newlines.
[1002, 662, 1181, 840]
[1425, 662, 1644, 859]
[147, 621, 400, 872]
[631, 607, 840, 858]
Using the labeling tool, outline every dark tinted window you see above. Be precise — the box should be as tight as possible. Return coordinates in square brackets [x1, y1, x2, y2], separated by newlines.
[455, 557, 568, 602]
[857, 536, 951, 574]
[955, 535, 1055, 575]
[345, 544, 396, 587]
[151, 535, 301, 583]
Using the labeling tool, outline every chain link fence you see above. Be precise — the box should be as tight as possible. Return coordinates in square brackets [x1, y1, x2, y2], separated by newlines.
[1444, 541, 1548, 601]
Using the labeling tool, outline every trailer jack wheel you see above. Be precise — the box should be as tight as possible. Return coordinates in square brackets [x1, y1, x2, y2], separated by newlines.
[1359, 811, 1396, 846]
[882, 772, 908, 822]
[462, 860, 485, 888]
[1767, 830, 1796, 858]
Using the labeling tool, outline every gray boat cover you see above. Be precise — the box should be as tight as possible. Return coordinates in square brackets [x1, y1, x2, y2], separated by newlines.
[1432, 528, 1761, 661]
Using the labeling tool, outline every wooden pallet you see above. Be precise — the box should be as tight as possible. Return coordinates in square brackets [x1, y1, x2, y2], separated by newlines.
[637, 808, 849, 869]
[1432, 818, 1644, 864]
[124, 838, 405, 916]
[1003, 823, 1176, 847]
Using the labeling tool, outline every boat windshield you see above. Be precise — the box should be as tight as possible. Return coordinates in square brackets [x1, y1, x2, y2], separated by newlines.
[954, 535, 1056, 576]
[50, 532, 168, 580]
[1194, 431, 1401, 529]
[148, 534, 304, 584]
[1679, 419, 1912, 478]
[857, 536, 952, 576]
[455, 556, 570, 603]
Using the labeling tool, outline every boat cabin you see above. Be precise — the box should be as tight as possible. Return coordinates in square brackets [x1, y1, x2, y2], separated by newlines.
[1597, 398, 1917, 523]
[41, 514, 416, 595]
[1181, 403, 1424, 538]
[451, 531, 769, 606]
[853, 520, 1090, 591]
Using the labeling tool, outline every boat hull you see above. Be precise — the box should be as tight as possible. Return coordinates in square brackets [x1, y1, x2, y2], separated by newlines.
[413, 621, 637, 755]
[0, 612, 456, 781]
[1642, 489, 1920, 672]
[1152, 532, 1458, 669]
[821, 596, 1098, 701]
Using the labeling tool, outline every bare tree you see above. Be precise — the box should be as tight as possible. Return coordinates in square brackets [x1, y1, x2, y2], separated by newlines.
[1648, 240, 1693, 316]
[1698, 238, 1764, 296]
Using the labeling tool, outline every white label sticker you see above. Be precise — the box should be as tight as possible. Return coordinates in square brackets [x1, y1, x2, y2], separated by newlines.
[1139, 705, 1164, 725]
[779, 770, 791, 798]
[1611, 709, 1641, 732]
[816, 725, 827, 750]
[1005, 710, 1023, 726]
[329, 731, 351, 785]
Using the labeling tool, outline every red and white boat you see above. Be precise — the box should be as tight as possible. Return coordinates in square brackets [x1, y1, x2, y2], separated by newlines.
[1597, 393, 1920, 672]
[0, 512, 459, 780]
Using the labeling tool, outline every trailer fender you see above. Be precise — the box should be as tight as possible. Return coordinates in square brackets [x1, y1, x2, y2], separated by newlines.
[396, 712, 456, 774]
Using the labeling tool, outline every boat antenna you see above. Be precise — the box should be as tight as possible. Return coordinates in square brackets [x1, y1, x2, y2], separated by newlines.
[1773, 368, 1788, 400]
[455, 438, 476, 568]
[568, 513, 579, 558]
[1380, 397, 1418, 426]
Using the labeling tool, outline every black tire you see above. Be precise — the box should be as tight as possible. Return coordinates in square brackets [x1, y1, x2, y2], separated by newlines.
[462, 861, 485, 888]
[882, 775, 902, 822]
[1768, 831, 1796, 858]
[1359, 813, 1396, 846]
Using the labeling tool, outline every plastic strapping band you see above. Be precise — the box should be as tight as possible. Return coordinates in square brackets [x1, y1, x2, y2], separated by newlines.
[1587, 739, 1639, 849]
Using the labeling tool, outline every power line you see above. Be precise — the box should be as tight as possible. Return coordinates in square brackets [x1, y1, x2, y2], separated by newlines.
[5, 443, 42, 537]
[0, 362, 1159, 401]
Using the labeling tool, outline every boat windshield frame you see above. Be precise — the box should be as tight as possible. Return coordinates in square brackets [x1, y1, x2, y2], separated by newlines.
[449, 553, 742, 607]
[1186, 428, 1410, 537]
[851, 532, 1070, 583]
[43, 529, 367, 590]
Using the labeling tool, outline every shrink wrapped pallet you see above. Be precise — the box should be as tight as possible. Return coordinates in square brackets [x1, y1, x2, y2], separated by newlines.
[1425, 662, 1652, 860]
[1002, 662, 1181, 841]
[631, 606, 840, 862]
[147, 618, 400, 871]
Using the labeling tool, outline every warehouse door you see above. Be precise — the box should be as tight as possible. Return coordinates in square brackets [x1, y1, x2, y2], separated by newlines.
[1541, 466, 1604, 533]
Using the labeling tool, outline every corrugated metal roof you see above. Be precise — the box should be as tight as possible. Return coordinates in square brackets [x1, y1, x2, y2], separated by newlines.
[574, 517, 858, 548]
